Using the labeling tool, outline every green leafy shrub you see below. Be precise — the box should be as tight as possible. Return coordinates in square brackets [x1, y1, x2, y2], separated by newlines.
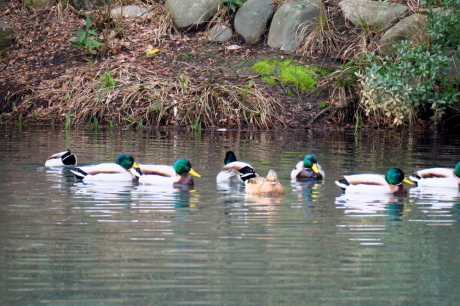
[357, 0, 460, 126]
[252, 59, 325, 94]
[69, 16, 102, 55]
[221, 0, 246, 12]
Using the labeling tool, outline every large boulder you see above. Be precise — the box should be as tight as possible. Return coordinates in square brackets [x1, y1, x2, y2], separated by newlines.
[339, 0, 407, 30]
[267, 0, 324, 51]
[0, 20, 13, 52]
[234, 0, 274, 45]
[166, 0, 221, 30]
[378, 13, 428, 56]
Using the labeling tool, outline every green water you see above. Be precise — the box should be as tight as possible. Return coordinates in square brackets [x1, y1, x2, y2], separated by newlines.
[1, 126, 460, 305]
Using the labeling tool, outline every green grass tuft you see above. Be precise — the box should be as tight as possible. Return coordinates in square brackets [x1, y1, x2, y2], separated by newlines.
[251, 59, 324, 93]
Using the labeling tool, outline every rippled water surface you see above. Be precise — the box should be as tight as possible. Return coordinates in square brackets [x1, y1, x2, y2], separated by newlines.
[1, 126, 460, 305]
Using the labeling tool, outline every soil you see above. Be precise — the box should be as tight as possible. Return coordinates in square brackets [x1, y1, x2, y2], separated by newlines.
[0, 1, 355, 129]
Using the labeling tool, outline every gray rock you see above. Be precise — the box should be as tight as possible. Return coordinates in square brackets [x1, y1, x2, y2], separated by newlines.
[209, 24, 233, 42]
[166, 0, 221, 30]
[0, 20, 14, 52]
[71, 0, 112, 10]
[267, 0, 324, 51]
[110, 5, 149, 18]
[234, 0, 274, 45]
[379, 13, 428, 56]
[445, 53, 460, 81]
[339, 0, 407, 30]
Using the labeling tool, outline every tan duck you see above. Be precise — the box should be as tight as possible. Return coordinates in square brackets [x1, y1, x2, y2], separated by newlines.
[245, 169, 285, 195]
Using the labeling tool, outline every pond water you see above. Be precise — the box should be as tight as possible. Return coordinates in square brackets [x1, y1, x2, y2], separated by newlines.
[1, 126, 460, 305]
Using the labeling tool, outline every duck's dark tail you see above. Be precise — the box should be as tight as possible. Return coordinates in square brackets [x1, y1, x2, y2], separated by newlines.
[335, 179, 349, 191]
[62, 150, 77, 166]
[239, 166, 258, 182]
[70, 168, 87, 179]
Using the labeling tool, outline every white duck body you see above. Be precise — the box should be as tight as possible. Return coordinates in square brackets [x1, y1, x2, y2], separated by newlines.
[217, 161, 254, 183]
[45, 150, 77, 167]
[138, 159, 200, 186]
[336, 173, 408, 194]
[410, 167, 460, 188]
[138, 164, 180, 185]
[71, 163, 137, 182]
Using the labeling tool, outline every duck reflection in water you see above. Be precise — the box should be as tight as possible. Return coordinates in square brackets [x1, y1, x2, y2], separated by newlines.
[335, 193, 407, 221]
[133, 184, 199, 210]
[291, 179, 323, 203]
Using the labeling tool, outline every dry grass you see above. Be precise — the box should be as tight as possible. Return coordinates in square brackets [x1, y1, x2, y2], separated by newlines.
[296, 4, 342, 57]
[1, 61, 286, 129]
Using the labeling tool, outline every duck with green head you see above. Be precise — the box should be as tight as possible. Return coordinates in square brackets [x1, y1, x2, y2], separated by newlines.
[70, 154, 139, 182]
[216, 151, 257, 183]
[138, 158, 201, 186]
[335, 168, 415, 194]
[291, 153, 325, 180]
[409, 162, 460, 188]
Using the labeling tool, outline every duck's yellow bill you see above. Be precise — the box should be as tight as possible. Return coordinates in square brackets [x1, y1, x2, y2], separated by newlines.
[189, 168, 201, 177]
[312, 163, 320, 173]
[403, 177, 416, 185]
[131, 162, 143, 177]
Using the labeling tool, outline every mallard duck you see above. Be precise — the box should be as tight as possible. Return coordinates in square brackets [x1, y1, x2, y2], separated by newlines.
[291, 153, 325, 180]
[216, 151, 257, 183]
[138, 158, 201, 186]
[70, 154, 139, 182]
[45, 150, 77, 167]
[245, 169, 285, 195]
[409, 162, 460, 188]
[335, 168, 414, 194]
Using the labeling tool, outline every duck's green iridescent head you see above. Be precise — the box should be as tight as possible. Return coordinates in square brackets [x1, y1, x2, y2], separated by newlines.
[224, 151, 237, 165]
[385, 168, 414, 185]
[174, 158, 201, 177]
[116, 154, 135, 169]
[454, 162, 460, 177]
[303, 154, 319, 172]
